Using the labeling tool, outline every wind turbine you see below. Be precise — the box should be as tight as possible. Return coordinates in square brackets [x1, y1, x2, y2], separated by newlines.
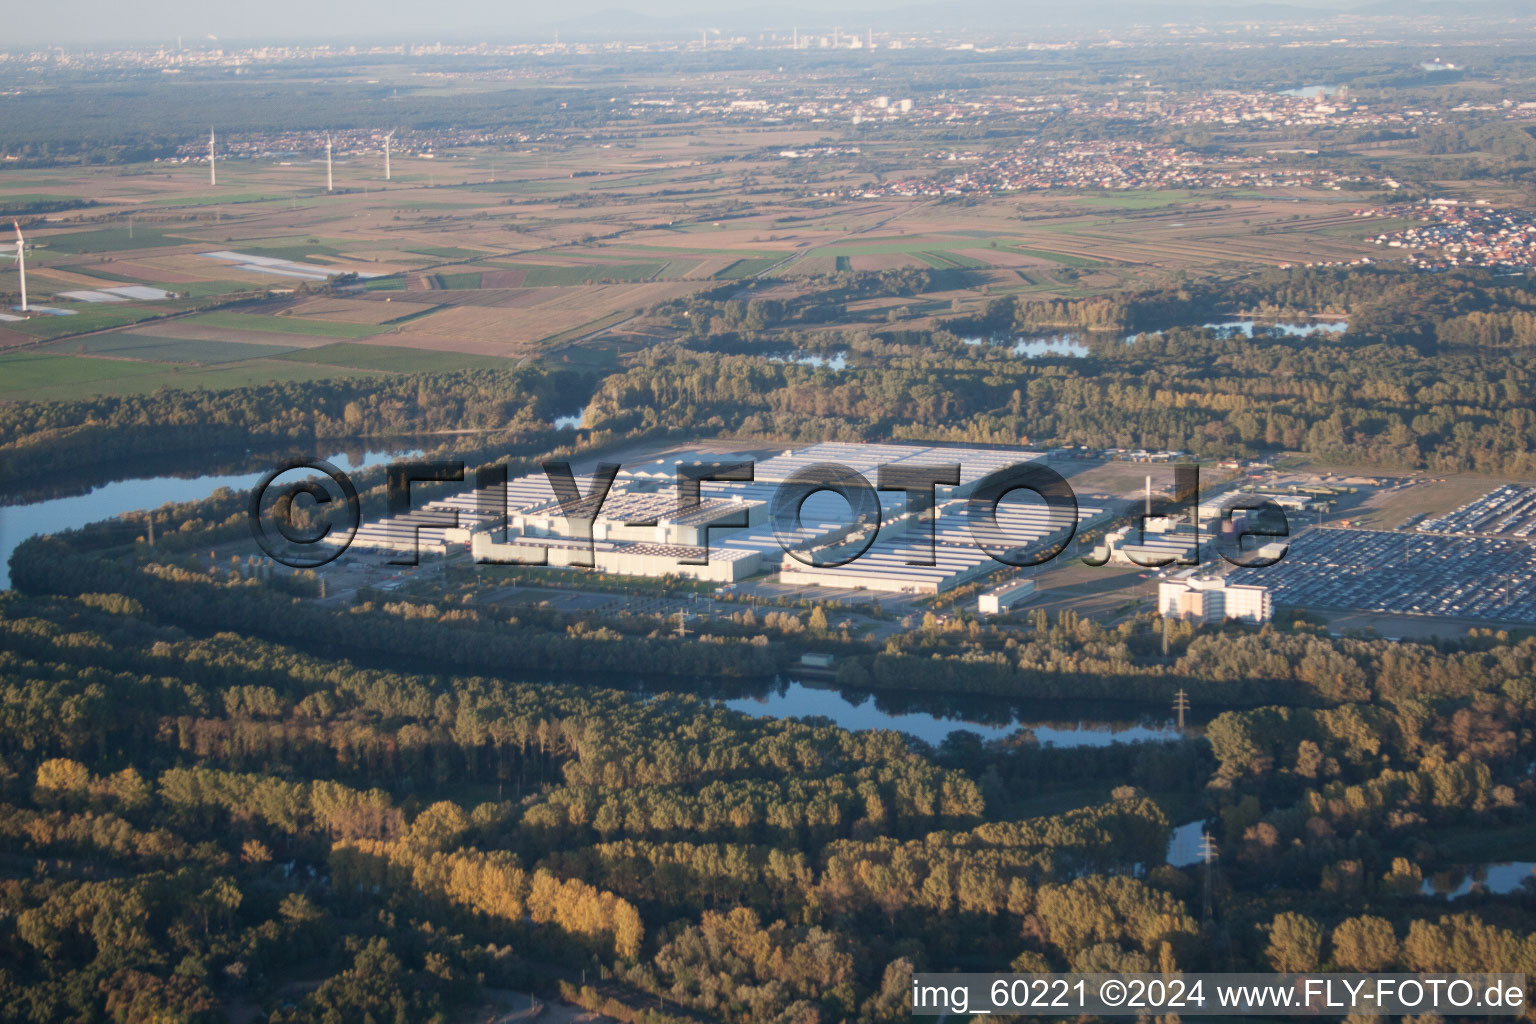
[208, 127, 216, 186]
[384, 131, 392, 181]
[326, 134, 334, 192]
[12, 221, 27, 313]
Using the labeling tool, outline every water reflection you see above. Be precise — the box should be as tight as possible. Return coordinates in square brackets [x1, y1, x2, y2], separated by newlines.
[963, 334, 1091, 359]
[767, 350, 848, 370]
[714, 678, 1188, 747]
[1166, 820, 1209, 867]
[1126, 320, 1348, 343]
[0, 447, 419, 589]
[1199, 320, 1347, 337]
[1423, 862, 1536, 898]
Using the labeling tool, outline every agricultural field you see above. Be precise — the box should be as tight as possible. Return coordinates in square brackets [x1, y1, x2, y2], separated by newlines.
[182, 311, 385, 340]
[0, 116, 1391, 401]
[274, 341, 511, 372]
[0, 349, 378, 402]
[36, 332, 298, 364]
[285, 296, 439, 324]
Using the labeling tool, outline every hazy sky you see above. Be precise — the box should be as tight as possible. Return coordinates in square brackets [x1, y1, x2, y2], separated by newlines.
[7, 0, 1410, 48]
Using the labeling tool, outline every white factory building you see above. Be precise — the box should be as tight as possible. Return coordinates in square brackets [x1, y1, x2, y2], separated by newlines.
[777, 499, 1108, 595]
[1159, 577, 1272, 624]
[510, 490, 766, 546]
[978, 579, 1038, 615]
[332, 441, 1087, 590]
[470, 534, 763, 583]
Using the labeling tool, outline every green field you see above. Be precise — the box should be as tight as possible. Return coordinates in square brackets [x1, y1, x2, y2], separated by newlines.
[39, 332, 298, 364]
[276, 342, 509, 372]
[34, 227, 189, 254]
[145, 192, 291, 207]
[184, 311, 383, 339]
[364, 277, 407, 291]
[8, 306, 176, 340]
[0, 351, 167, 397]
[0, 351, 377, 402]
[433, 272, 483, 290]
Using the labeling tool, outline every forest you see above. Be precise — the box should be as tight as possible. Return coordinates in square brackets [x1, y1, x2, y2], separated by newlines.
[4, 451, 1536, 1019]
[2, 569, 1535, 1021]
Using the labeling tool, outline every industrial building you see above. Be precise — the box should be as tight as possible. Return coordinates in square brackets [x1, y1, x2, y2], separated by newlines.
[470, 534, 763, 583]
[510, 491, 766, 546]
[1091, 519, 1203, 567]
[332, 441, 1097, 590]
[1159, 576, 1273, 624]
[748, 440, 1049, 498]
[341, 490, 503, 557]
[776, 499, 1107, 595]
[978, 579, 1037, 614]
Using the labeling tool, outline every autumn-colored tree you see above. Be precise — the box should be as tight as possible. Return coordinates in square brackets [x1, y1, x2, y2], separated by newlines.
[1332, 916, 1398, 971]
[1266, 912, 1324, 972]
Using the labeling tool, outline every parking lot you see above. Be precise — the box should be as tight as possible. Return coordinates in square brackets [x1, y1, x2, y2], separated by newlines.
[1229, 527, 1536, 624]
[1420, 483, 1536, 538]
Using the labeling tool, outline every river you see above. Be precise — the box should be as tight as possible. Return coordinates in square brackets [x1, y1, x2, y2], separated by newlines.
[0, 447, 416, 589]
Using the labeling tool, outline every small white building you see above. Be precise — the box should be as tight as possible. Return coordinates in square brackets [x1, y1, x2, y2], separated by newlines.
[978, 579, 1037, 615]
[1159, 577, 1271, 624]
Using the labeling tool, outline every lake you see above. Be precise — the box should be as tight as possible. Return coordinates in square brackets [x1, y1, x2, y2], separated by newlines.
[1126, 320, 1348, 343]
[1199, 320, 1347, 338]
[1166, 820, 1209, 867]
[0, 448, 416, 589]
[1423, 862, 1536, 898]
[719, 679, 1188, 748]
[767, 350, 848, 370]
[966, 321, 1346, 356]
[963, 334, 1092, 358]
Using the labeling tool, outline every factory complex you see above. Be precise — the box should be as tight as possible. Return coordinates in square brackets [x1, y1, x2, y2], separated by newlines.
[332, 442, 1112, 593]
